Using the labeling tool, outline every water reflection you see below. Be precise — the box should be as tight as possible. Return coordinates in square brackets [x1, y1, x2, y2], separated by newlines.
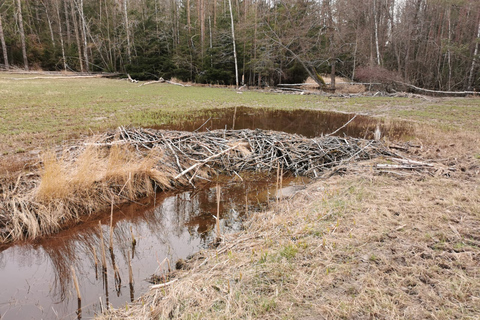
[148, 107, 413, 140]
[0, 174, 307, 319]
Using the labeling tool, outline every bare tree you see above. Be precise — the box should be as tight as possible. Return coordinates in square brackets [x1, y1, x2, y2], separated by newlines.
[468, 19, 480, 89]
[54, 0, 67, 71]
[78, 0, 89, 72]
[70, 0, 83, 71]
[0, 14, 8, 69]
[16, 0, 28, 70]
[228, 0, 239, 87]
[123, 0, 131, 63]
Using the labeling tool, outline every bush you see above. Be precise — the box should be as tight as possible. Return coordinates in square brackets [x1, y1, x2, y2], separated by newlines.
[354, 65, 402, 84]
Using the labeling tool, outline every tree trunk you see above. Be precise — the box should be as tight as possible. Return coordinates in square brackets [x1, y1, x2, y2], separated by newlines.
[200, 0, 205, 58]
[0, 14, 9, 69]
[55, 0, 67, 71]
[16, 0, 29, 70]
[63, 0, 71, 45]
[44, 3, 56, 48]
[373, 0, 381, 65]
[71, 0, 84, 72]
[228, 0, 239, 87]
[187, 0, 191, 34]
[447, 7, 452, 90]
[123, 0, 132, 63]
[79, 0, 89, 72]
[467, 19, 480, 90]
[330, 59, 336, 89]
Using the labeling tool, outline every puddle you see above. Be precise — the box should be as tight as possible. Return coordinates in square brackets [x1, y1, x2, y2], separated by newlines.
[0, 174, 308, 320]
[148, 107, 412, 140]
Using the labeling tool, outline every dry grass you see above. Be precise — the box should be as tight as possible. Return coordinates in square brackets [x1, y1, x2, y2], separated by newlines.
[99, 169, 480, 319]
[97, 120, 480, 319]
[303, 76, 367, 94]
[0, 143, 174, 243]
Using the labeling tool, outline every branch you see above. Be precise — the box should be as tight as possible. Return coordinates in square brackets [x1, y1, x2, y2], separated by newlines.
[396, 81, 478, 95]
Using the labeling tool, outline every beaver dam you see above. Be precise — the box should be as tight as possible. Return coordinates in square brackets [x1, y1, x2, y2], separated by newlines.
[0, 127, 399, 243]
[0, 109, 418, 319]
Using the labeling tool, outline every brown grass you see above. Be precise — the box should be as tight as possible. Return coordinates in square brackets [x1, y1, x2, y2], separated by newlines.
[100, 169, 480, 319]
[97, 121, 480, 319]
[0, 143, 175, 243]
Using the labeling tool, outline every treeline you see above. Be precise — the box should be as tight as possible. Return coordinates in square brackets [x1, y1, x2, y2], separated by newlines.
[0, 0, 479, 90]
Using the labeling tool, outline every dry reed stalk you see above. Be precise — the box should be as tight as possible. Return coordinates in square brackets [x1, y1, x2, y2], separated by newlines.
[279, 164, 284, 200]
[92, 246, 98, 268]
[98, 221, 107, 272]
[276, 161, 280, 204]
[128, 252, 133, 285]
[114, 263, 121, 286]
[109, 197, 114, 251]
[71, 265, 81, 301]
[167, 258, 172, 273]
[215, 185, 221, 240]
[130, 226, 136, 247]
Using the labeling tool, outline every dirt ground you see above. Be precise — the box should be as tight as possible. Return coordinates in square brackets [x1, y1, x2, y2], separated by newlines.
[98, 122, 480, 319]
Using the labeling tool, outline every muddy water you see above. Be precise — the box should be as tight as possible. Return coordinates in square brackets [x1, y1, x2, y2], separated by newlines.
[149, 107, 412, 139]
[0, 174, 307, 320]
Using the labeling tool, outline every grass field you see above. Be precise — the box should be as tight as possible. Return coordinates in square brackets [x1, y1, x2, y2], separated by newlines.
[2, 73, 479, 156]
[1, 72, 480, 319]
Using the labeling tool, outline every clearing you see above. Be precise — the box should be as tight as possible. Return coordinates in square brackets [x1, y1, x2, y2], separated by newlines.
[0, 73, 479, 319]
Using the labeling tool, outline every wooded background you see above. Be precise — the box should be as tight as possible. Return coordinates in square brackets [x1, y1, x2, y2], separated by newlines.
[0, 0, 479, 90]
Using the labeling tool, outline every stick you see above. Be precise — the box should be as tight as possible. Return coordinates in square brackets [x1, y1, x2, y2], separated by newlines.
[93, 247, 98, 269]
[150, 278, 178, 290]
[174, 145, 239, 180]
[109, 197, 114, 251]
[128, 252, 133, 285]
[130, 226, 136, 247]
[215, 185, 221, 240]
[276, 162, 280, 204]
[71, 266, 82, 301]
[232, 106, 237, 130]
[98, 221, 107, 271]
[326, 114, 357, 137]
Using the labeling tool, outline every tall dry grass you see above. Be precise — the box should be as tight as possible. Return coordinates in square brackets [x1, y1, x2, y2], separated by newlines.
[1, 144, 175, 243]
[99, 171, 480, 320]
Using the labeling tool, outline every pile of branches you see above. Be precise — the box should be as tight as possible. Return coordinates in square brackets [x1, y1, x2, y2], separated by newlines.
[98, 127, 395, 180]
[0, 127, 395, 243]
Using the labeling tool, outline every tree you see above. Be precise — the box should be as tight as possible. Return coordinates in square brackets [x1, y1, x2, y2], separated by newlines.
[16, 0, 28, 70]
[0, 14, 9, 68]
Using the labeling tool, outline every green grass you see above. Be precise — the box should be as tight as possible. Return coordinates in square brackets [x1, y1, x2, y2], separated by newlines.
[1, 72, 479, 154]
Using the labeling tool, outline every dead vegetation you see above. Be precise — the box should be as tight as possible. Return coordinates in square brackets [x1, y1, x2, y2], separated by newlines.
[0, 127, 397, 244]
[93, 120, 480, 320]
[98, 169, 480, 319]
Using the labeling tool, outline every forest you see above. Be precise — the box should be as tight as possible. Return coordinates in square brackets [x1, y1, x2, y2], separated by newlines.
[0, 0, 479, 90]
